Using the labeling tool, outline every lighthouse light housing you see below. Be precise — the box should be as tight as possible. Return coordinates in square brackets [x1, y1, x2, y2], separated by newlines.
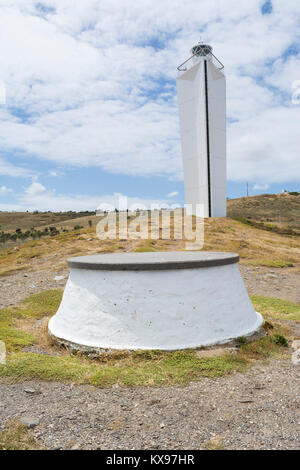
[191, 43, 212, 57]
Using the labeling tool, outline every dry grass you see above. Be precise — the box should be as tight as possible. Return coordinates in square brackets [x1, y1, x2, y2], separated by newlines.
[203, 217, 300, 267]
[203, 436, 225, 450]
[1, 193, 298, 233]
[0, 210, 300, 277]
[0, 421, 44, 450]
[227, 193, 300, 230]
[15, 316, 66, 356]
[0, 265, 32, 277]
[0, 211, 95, 232]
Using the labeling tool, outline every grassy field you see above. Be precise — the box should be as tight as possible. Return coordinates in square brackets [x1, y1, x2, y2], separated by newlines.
[1, 205, 299, 277]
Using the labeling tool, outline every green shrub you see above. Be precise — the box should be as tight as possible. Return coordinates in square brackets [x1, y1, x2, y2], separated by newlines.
[272, 334, 288, 347]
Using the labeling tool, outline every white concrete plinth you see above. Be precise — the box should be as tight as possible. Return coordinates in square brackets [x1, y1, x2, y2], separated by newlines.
[48, 252, 263, 351]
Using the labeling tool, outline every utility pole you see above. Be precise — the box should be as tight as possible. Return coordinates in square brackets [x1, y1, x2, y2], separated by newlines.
[246, 182, 249, 197]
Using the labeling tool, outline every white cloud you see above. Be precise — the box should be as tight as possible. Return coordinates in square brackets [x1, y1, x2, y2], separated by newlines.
[6, 187, 176, 212]
[229, 106, 300, 183]
[25, 182, 46, 196]
[0, 157, 34, 178]
[0, 185, 12, 195]
[253, 183, 270, 191]
[0, 80, 6, 105]
[0, 0, 298, 188]
[167, 191, 179, 197]
[265, 53, 300, 94]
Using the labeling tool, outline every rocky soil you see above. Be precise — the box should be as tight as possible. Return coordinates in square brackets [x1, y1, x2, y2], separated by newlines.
[0, 264, 299, 450]
[241, 265, 300, 304]
[0, 360, 299, 450]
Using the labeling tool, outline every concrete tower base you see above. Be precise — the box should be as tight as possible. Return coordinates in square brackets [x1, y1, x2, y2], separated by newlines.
[48, 252, 263, 351]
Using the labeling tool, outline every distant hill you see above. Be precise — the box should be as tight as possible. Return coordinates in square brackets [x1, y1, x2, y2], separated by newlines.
[0, 211, 96, 232]
[0, 193, 299, 248]
[227, 193, 300, 229]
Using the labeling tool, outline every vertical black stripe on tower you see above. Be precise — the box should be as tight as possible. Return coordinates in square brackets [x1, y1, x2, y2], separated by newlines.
[204, 60, 212, 218]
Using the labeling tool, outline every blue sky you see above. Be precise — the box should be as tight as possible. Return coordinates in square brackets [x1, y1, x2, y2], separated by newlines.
[0, 0, 299, 211]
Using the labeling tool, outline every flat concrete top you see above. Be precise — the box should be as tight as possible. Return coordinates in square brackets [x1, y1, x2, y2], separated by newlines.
[68, 251, 239, 271]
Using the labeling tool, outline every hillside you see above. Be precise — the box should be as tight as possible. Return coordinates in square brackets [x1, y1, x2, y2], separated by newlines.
[0, 210, 95, 232]
[0, 208, 300, 278]
[227, 193, 300, 229]
[0, 193, 299, 263]
[1, 193, 299, 232]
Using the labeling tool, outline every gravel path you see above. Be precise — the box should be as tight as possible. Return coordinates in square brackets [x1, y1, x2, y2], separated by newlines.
[0, 264, 299, 450]
[0, 269, 69, 308]
[0, 360, 299, 450]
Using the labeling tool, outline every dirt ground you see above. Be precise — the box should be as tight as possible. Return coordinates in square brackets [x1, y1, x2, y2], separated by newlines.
[1, 359, 299, 450]
[0, 264, 299, 450]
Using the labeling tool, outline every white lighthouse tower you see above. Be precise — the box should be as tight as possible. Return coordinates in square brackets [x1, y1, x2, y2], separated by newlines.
[176, 43, 226, 217]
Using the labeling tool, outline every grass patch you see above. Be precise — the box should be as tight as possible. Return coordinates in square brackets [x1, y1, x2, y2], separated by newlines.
[245, 259, 294, 268]
[134, 246, 155, 252]
[203, 437, 225, 450]
[251, 295, 300, 321]
[232, 217, 299, 237]
[0, 333, 290, 387]
[0, 327, 35, 353]
[0, 421, 43, 450]
[0, 290, 295, 387]
[238, 334, 289, 360]
[0, 289, 63, 352]
[0, 351, 248, 387]
[236, 336, 247, 345]
[21, 289, 63, 315]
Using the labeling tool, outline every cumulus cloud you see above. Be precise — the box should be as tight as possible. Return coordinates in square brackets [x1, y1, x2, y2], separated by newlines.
[25, 182, 46, 196]
[0, 0, 299, 204]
